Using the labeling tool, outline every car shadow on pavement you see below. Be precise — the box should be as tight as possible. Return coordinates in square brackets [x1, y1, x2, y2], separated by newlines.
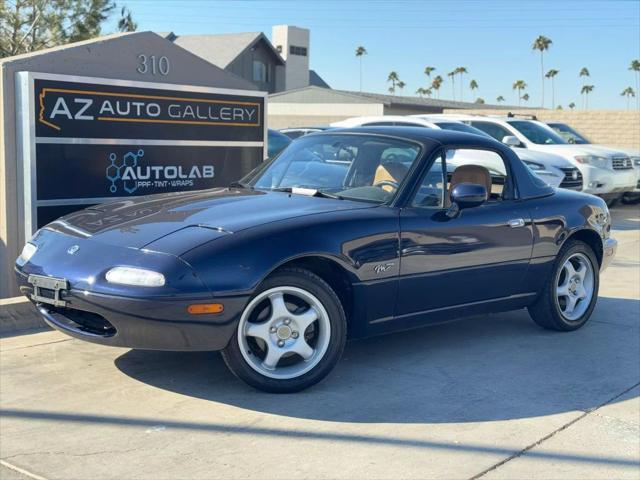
[611, 204, 640, 231]
[114, 296, 639, 424]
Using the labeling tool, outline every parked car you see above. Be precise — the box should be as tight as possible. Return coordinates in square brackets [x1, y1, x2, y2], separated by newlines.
[332, 116, 578, 190]
[414, 115, 582, 191]
[438, 114, 636, 206]
[279, 127, 329, 139]
[16, 128, 616, 392]
[547, 122, 640, 204]
[268, 128, 292, 158]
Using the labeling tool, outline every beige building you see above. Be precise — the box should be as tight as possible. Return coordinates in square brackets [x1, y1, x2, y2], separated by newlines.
[268, 86, 509, 129]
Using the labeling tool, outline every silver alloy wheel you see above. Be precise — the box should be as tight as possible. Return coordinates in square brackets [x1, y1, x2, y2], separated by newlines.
[555, 252, 595, 321]
[238, 286, 331, 380]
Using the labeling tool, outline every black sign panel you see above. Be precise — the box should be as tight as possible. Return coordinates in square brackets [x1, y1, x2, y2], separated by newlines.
[34, 79, 264, 141]
[24, 74, 267, 230]
[36, 144, 262, 201]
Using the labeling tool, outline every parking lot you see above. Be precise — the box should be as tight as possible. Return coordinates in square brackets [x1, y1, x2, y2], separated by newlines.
[1, 204, 638, 480]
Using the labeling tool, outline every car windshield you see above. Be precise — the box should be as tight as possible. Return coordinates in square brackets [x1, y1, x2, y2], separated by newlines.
[548, 123, 590, 144]
[246, 134, 422, 204]
[434, 121, 492, 138]
[507, 120, 567, 145]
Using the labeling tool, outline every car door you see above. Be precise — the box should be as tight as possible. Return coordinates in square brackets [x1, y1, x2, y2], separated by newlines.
[396, 146, 534, 321]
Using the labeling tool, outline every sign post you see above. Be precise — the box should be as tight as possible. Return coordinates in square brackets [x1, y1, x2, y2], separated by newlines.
[15, 72, 267, 237]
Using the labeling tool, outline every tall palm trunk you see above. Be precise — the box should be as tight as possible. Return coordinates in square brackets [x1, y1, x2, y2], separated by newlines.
[359, 57, 363, 92]
[540, 52, 545, 108]
[551, 77, 555, 108]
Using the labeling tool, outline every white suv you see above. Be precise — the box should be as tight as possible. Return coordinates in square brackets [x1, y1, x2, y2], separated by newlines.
[331, 116, 578, 190]
[436, 114, 636, 205]
[547, 121, 640, 204]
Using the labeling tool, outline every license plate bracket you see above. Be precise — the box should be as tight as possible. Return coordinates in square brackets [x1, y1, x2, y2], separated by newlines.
[28, 275, 69, 307]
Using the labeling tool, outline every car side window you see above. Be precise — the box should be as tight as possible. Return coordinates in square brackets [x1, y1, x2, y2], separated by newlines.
[412, 154, 446, 208]
[411, 147, 512, 208]
[445, 148, 509, 200]
[468, 122, 512, 143]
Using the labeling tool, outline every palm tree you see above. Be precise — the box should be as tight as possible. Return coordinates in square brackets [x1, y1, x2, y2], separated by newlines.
[522, 93, 530, 103]
[387, 71, 400, 95]
[355, 46, 367, 92]
[475, 97, 485, 104]
[620, 87, 636, 110]
[581, 85, 594, 109]
[568, 102, 576, 110]
[579, 67, 590, 109]
[424, 66, 436, 80]
[545, 69, 559, 109]
[512, 80, 527, 106]
[416, 87, 428, 98]
[532, 35, 552, 107]
[629, 60, 640, 109]
[469, 79, 478, 100]
[496, 95, 505, 103]
[447, 70, 456, 100]
[397, 81, 406, 94]
[456, 67, 468, 101]
[431, 75, 443, 99]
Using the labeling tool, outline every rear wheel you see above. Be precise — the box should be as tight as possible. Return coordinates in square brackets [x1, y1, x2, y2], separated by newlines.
[222, 268, 346, 393]
[528, 240, 599, 331]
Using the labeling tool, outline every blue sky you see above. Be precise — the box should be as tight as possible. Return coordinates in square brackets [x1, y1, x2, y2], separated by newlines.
[107, 0, 640, 109]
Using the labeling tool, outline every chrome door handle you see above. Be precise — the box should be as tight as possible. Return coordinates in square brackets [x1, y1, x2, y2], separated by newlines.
[508, 218, 525, 228]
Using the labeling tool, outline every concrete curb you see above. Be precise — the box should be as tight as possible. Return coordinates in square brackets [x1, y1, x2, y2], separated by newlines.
[0, 297, 50, 336]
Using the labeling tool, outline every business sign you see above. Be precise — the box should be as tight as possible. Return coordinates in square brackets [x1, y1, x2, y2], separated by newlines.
[16, 72, 267, 234]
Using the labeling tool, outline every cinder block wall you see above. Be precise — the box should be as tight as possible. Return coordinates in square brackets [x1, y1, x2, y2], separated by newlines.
[444, 109, 640, 151]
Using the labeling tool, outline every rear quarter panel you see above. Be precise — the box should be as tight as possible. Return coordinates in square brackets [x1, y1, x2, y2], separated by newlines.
[524, 190, 609, 294]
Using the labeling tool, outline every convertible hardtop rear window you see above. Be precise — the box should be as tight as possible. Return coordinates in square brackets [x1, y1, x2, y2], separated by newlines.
[250, 134, 423, 203]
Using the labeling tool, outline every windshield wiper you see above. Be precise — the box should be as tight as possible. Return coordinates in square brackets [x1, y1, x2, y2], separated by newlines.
[229, 181, 253, 190]
[271, 186, 343, 200]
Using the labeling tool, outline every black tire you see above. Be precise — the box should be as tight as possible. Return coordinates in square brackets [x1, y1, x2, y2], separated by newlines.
[528, 240, 600, 331]
[621, 193, 640, 205]
[222, 267, 347, 393]
[605, 195, 620, 208]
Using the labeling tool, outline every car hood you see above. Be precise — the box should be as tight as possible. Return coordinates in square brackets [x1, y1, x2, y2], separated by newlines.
[512, 147, 575, 168]
[582, 144, 637, 158]
[48, 188, 374, 250]
[525, 143, 627, 160]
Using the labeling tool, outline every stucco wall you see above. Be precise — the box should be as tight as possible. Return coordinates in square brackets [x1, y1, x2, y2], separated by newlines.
[268, 102, 384, 128]
[445, 109, 640, 151]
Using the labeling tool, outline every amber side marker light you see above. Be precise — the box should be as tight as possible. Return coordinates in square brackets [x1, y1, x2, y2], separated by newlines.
[188, 303, 224, 314]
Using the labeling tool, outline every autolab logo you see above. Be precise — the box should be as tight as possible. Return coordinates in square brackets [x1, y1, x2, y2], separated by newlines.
[106, 149, 215, 194]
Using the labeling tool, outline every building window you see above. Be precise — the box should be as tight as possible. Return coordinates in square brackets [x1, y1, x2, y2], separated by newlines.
[275, 45, 282, 53]
[253, 60, 269, 82]
[289, 45, 307, 56]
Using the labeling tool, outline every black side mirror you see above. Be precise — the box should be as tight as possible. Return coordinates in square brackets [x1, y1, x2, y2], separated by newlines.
[447, 183, 487, 217]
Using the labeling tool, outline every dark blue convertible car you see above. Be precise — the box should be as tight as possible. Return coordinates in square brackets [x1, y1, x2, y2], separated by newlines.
[15, 128, 617, 392]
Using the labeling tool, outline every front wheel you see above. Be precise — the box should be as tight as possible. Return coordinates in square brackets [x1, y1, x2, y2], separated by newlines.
[528, 240, 599, 331]
[222, 268, 346, 393]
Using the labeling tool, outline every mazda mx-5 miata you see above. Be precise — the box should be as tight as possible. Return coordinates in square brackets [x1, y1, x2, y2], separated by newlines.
[16, 128, 617, 392]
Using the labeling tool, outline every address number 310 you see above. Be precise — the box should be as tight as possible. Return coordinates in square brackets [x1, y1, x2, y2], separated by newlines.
[137, 54, 170, 76]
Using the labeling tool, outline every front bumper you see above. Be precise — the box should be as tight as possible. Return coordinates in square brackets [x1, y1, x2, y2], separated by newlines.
[16, 268, 248, 351]
[601, 238, 617, 272]
[579, 165, 636, 195]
